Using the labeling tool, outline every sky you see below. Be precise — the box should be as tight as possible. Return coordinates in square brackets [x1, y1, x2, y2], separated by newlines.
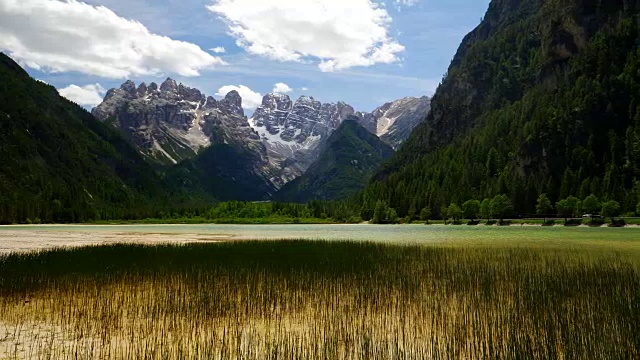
[0, 0, 490, 114]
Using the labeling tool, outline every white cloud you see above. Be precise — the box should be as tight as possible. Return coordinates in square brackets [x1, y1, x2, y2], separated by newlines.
[272, 82, 293, 94]
[210, 46, 226, 54]
[215, 85, 262, 110]
[58, 83, 106, 107]
[395, 0, 418, 6]
[207, 0, 405, 72]
[301, 87, 309, 92]
[0, 0, 226, 78]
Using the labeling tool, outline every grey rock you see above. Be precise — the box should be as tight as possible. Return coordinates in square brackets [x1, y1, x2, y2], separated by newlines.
[136, 82, 147, 97]
[160, 77, 178, 93]
[249, 94, 358, 187]
[367, 96, 432, 149]
[219, 90, 244, 117]
[120, 80, 137, 95]
[91, 79, 269, 186]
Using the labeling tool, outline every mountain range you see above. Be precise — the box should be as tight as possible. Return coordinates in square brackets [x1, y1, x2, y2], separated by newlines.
[92, 79, 430, 191]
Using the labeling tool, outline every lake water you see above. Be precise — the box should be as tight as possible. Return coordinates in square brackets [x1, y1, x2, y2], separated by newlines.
[1, 224, 639, 253]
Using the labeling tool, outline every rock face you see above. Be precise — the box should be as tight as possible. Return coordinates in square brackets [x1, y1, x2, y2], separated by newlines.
[92, 78, 259, 166]
[249, 94, 430, 186]
[249, 94, 360, 186]
[369, 96, 432, 149]
[93, 78, 276, 200]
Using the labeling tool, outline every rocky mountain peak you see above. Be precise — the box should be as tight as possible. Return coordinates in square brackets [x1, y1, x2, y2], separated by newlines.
[120, 80, 137, 95]
[249, 93, 361, 186]
[261, 93, 293, 110]
[369, 96, 432, 149]
[204, 96, 218, 109]
[160, 77, 178, 93]
[224, 90, 242, 107]
[92, 79, 266, 168]
[298, 95, 314, 102]
[136, 82, 147, 97]
[218, 90, 244, 117]
[178, 84, 204, 102]
[247, 92, 431, 185]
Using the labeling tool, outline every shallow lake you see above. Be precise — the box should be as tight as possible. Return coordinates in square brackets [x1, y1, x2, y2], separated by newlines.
[1, 224, 640, 253]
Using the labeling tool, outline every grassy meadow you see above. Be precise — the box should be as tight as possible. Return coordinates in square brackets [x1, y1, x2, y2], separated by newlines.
[0, 235, 639, 359]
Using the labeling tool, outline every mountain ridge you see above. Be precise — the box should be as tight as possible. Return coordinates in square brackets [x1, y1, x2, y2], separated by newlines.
[93, 80, 430, 193]
[0, 53, 166, 223]
[249, 93, 430, 185]
[362, 0, 640, 218]
[276, 117, 394, 203]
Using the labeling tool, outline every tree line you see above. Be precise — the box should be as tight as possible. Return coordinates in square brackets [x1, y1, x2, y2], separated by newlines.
[364, 192, 633, 225]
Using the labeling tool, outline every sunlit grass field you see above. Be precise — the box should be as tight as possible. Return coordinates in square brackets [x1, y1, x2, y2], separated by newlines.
[1, 233, 639, 359]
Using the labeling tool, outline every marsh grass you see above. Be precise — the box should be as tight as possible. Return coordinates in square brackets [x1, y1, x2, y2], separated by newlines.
[1, 241, 638, 359]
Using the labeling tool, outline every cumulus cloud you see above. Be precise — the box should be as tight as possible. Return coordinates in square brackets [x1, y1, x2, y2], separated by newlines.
[207, 0, 405, 72]
[210, 46, 226, 54]
[272, 82, 293, 94]
[58, 83, 106, 107]
[0, 0, 226, 78]
[216, 85, 263, 110]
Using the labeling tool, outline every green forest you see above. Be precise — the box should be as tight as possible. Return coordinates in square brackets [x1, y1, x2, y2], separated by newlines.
[0, 53, 213, 224]
[358, 0, 640, 220]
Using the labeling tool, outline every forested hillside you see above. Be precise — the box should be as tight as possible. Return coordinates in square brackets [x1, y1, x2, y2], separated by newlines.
[164, 143, 276, 201]
[0, 53, 166, 223]
[363, 0, 640, 218]
[276, 119, 394, 202]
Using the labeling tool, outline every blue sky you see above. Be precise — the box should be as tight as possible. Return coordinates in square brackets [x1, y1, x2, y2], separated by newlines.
[0, 0, 490, 114]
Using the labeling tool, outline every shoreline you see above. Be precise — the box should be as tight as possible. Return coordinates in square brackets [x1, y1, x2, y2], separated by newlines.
[2, 222, 640, 228]
[2, 224, 640, 255]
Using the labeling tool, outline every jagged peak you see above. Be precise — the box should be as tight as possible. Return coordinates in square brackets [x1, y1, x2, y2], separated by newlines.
[119, 80, 136, 94]
[160, 77, 178, 92]
[297, 95, 315, 102]
[223, 90, 242, 107]
[218, 90, 244, 117]
[263, 92, 291, 100]
[225, 90, 241, 99]
[136, 82, 147, 96]
[258, 93, 292, 110]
